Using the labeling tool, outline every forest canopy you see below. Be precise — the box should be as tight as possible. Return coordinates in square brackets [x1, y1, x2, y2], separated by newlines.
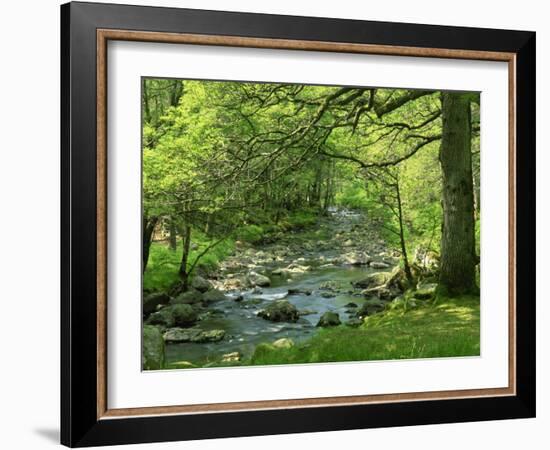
[142, 78, 480, 295]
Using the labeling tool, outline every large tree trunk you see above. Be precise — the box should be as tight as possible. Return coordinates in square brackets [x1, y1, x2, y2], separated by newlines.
[142, 216, 158, 273]
[438, 92, 477, 295]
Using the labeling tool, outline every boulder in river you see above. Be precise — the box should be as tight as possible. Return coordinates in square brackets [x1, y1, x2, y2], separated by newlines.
[191, 329, 225, 343]
[170, 288, 203, 305]
[163, 328, 193, 343]
[147, 304, 198, 328]
[248, 271, 271, 287]
[319, 280, 339, 291]
[143, 292, 171, 316]
[287, 263, 311, 272]
[202, 288, 227, 304]
[142, 325, 165, 370]
[257, 300, 299, 322]
[163, 327, 225, 343]
[317, 311, 341, 327]
[288, 288, 312, 296]
[320, 291, 336, 298]
[272, 264, 310, 276]
[356, 299, 386, 318]
[171, 304, 199, 326]
[341, 251, 371, 266]
[232, 294, 244, 302]
[191, 275, 212, 293]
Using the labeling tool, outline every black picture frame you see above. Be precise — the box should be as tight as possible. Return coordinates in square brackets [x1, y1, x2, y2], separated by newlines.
[61, 1, 536, 447]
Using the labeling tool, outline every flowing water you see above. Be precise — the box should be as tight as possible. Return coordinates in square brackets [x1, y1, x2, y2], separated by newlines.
[165, 209, 392, 366]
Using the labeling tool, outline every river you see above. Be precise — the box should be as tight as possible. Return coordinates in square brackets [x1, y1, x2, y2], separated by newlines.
[165, 209, 395, 367]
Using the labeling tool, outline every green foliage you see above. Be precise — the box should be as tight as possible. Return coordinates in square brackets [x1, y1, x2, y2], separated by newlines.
[284, 209, 318, 230]
[249, 295, 480, 365]
[334, 180, 370, 210]
[143, 244, 181, 293]
[235, 224, 265, 244]
[233, 208, 320, 244]
[144, 232, 235, 292]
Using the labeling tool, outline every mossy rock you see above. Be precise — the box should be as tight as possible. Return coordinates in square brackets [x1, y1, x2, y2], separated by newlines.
[146, 307, 176, 328]
[248, 271, 271, 287]
[142, 325, 165, 370]
[202, 289, 227, 303]
[257, 300, 299, 322]
[143, 292, 171, 316]
[317, 311, 341, 327]
[170, 288, 203, 305]
[147, 304, 198, 328]
[356, 299, 386, 318]
[191, 329, 225, 343]
[163, 327, 225, 343]
[191, 275, 212, 293]
[171, 304, 199, 326]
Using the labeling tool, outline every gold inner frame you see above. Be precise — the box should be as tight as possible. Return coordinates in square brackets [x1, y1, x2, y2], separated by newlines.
[96, 29, 517, 420]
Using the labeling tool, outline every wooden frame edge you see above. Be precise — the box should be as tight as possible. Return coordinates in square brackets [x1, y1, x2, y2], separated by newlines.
[508, 56, 517, 395]
[100, 387, 515, 419]
[97, 29, 108, 419]
[98, 29, 515, 61]
[96, 28, 517, 420]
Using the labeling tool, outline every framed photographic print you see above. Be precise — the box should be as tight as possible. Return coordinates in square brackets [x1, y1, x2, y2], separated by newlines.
[60, 1, 536, 447]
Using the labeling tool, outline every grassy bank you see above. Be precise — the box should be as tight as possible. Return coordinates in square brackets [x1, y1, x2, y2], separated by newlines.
[143, 232, 235, 293]
[249, 295, 480, 366]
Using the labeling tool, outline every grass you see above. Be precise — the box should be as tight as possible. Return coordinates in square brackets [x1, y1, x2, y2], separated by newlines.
[249, 294, 480, 366]
[143, 231, 235, 292]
